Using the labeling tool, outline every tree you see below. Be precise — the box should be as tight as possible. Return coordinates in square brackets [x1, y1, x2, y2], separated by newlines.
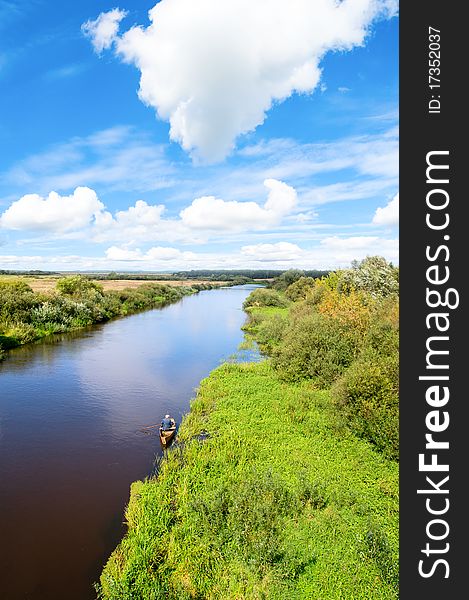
[271, 269, 304, 291]
[56, 275, 104, 298]
[338, 256, 399, 298]
[284, 276, 316, 301]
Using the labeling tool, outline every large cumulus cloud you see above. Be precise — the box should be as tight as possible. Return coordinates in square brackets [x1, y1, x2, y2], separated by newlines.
[0, 187, 105, 232]
[83, 0, 398, 162]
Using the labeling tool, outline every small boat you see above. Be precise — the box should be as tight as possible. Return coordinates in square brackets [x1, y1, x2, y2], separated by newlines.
[159, 420, 176, 447]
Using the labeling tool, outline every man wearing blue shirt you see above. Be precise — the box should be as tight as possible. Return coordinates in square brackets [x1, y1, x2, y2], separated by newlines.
[161, 414, 173, 431]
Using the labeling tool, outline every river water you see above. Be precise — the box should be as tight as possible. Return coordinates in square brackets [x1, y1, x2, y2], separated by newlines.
[0, 285, 257, 599]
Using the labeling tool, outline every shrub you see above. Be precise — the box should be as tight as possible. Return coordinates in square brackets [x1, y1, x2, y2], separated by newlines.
[284, 276, 316, 301]
[272, 313, 360, 386]
[56, 275, 104, 298]
[101, 292, 123, 319]
[317, 288, 372, 336]
[365, 319, 399, 359]
[270, 269, 304, 291]
[0, 280, 41, 323]
[241, 309, 266, 334]
[1, 322, 38, 346]
[30, 299, 74, 328]
[242, 288, 289, 309]
[301, 272, 343, 308]
[364, 523, 399, 591]
[0, 279, 34, 294]
[338, 256, 399, 298]
[332, 354, 399, 459]
[254, 313, 288, 353]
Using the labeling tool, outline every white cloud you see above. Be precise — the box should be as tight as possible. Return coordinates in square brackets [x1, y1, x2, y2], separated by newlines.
[1, 125, 398, 226]
[241, 242, 303, 262]
[0, 234, 398, 272]
[105, 245, 197, 262]
[299, 178, 397, 207]
[0, 187, 105, 232]
[372, 192, 399, 226]
[0, 178, 297, 244]
[240, 236, 398, 267]
[114, 200, 165, 227]
[85, 0, 397, 161]
[319, 235, 398, 264]
[82, 8, 127, 54]
[104, 246, 142, 261]
[180, 178, 296, 230]
[92, 199, 195, 245]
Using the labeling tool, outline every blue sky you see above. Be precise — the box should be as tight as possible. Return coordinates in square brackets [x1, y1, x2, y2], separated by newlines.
[0, 0, 398, 272]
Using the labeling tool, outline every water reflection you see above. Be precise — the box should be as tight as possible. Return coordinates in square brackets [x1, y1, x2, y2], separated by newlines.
[0, 285, 259, 600]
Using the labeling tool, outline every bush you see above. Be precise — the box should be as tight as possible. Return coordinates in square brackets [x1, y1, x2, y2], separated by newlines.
[56, 275, 104, 298]
[272, 313, 360, 387]
[254, 313, 288, 353]
[0, 279, 34, 294]
[284, 277, 316, 301]
[1, 322, 38, 346]
[243, 288, 289, 309]
[338, 256, 399, 299]
[101, 291, 123, 319]
[365, 319, 399, 360]
[0, 280, 41, 323]
[332, 354, 399, 459]
[317, 288, 372, 336]
[270, 269, 304, 291]
[30, 298, 75, 328]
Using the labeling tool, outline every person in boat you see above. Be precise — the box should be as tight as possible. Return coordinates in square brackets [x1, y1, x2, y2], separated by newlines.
[161, 414, 174, 431]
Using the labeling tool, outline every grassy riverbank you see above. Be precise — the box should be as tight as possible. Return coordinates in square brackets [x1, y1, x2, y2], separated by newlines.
[98, 258, 399, 599]
[0, 275, 214, 359]
[99, 362, 398, 599]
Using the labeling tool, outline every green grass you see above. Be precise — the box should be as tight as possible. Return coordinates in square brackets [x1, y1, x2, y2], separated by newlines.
[99, 361, 398, 599]
[243, 305, 289, 322]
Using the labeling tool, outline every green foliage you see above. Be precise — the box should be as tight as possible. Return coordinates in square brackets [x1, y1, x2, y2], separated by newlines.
[364, 523, 399, 592]
[253, 312, 288, 353]
[244, 261, 399, 458]
[99, 362, 398, 599]
[56, 275, 104, 298]
[242, 288, 289, 309]
[0, 323, 38, 346]
[338, 256, 399, 298]
[272, 313, 360, 386]
[284, 276, 316, 301]
[333, 352, 398, 460]
[97, 259, 399, 597]
[0, 279, 41, 323]
[270, 269, 305, 291]
[0, 279, 34, 294]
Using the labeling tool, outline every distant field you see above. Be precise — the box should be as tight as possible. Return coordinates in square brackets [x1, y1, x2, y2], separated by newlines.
[0, 275, 227, 294]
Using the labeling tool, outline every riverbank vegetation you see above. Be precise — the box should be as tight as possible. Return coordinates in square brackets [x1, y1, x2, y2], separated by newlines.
[98, 256, 399, 599]
[244, 256, 399, 460]
[0, 275, 213, 359]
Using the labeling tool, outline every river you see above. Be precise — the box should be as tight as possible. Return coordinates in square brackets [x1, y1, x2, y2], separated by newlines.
[0, 285, 258, 600]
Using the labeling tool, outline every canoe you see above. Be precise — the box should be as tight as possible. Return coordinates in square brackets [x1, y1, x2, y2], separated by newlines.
[159, 424, 176, 446]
